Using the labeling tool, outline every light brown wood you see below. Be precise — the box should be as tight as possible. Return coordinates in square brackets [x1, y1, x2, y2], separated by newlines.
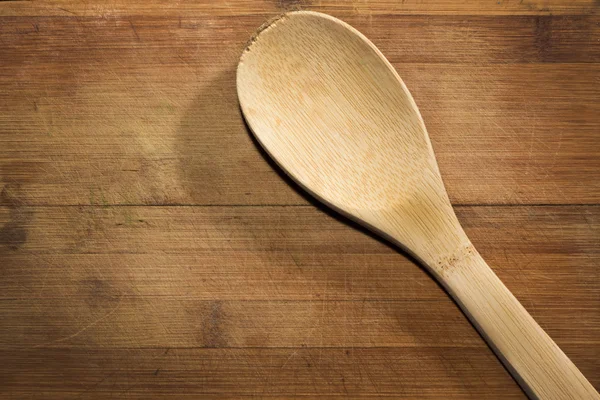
[0, 348, 534, 399]
[0, 0, 597, 17]
[237, 11, 599, 399]
[1, 205, 598, 303]
[1, 14, 600, 206]
[1, 205, 598, 398]
[1, 0, 599, 398]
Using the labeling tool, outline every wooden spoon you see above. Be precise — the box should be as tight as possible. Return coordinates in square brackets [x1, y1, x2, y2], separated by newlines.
[236, 11, 599, 400]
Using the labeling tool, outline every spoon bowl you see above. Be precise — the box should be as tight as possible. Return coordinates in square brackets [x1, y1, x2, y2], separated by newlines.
[237, 12, 461, 269]
[237, 11, 599, 400]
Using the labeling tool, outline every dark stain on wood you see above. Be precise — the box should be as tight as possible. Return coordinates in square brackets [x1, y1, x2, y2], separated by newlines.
[1, 183, 24, 209]
[278, 0, 309, 11]
[0, 219, 27, 250]
[177, 69, 242, 203]
[534, 16, 552, 61]
[0, 183, 31, 251]
[79, 278, 122, 309]
[202, 300, 225, 348]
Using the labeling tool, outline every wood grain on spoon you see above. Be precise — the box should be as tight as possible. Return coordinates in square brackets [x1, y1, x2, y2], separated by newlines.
[237, 11, 600, 400]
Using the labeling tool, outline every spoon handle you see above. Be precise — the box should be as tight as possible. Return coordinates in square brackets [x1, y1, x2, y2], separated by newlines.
[441, 249, 599, 400]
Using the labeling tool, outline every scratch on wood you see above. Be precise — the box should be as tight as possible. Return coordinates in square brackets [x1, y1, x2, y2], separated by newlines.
[129, 19, 140, 41]
[57, 6, 77, 15]
[281, 350, 298, 369]
[15, 23, 39, 35]
[34, 295, 123, 348]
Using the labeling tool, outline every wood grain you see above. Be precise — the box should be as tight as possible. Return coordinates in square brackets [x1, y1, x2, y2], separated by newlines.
[1, 15, 599, 205]
[0, 205, 598, 396]
[0, 348, 528, 399]
[0, 206, 598, 302]
[1, 0, 599, 398]
[0, 0, 597, 17]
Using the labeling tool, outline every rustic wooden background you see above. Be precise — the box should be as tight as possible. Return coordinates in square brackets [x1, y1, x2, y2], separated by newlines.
[1, 0, 598, 398]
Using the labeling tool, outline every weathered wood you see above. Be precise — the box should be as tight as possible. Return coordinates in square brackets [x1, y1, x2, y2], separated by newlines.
[1, 15, 599, 205]
[0, 206, 598, 364]
[2, 297, 598, 349]
[1, 348, 531, 399]
[0, 206, 598, 304]
[1, 0, 599, 398]
[0, 0, 597, 17]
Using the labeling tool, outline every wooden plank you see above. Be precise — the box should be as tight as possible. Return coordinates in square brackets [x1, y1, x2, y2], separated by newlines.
[1, 346, 596, 398]
[0, 347, 530, 399]
[1, 297, 597, 349]
[1, 62, 599, 206]
[1, 206, 598, 353]
[0, 298, 483, 348]
[1, 15, 599, 206]
[2, 251, 597, 303]
[0, 0, 597, 17]
[1, 15, 598, 64]
[0, 205, 598, 302]
[1, 2, 598, 398]
[0, 204, 598, 255]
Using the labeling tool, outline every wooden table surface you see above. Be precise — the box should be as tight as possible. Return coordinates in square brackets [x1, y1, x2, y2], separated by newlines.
[1, 1, 598, 398]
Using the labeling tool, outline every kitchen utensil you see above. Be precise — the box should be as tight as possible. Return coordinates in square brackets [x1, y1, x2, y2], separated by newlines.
[236, 11, 599, 399]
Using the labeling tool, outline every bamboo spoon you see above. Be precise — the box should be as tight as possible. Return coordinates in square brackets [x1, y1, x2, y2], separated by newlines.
[236, 11, 599, 400]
